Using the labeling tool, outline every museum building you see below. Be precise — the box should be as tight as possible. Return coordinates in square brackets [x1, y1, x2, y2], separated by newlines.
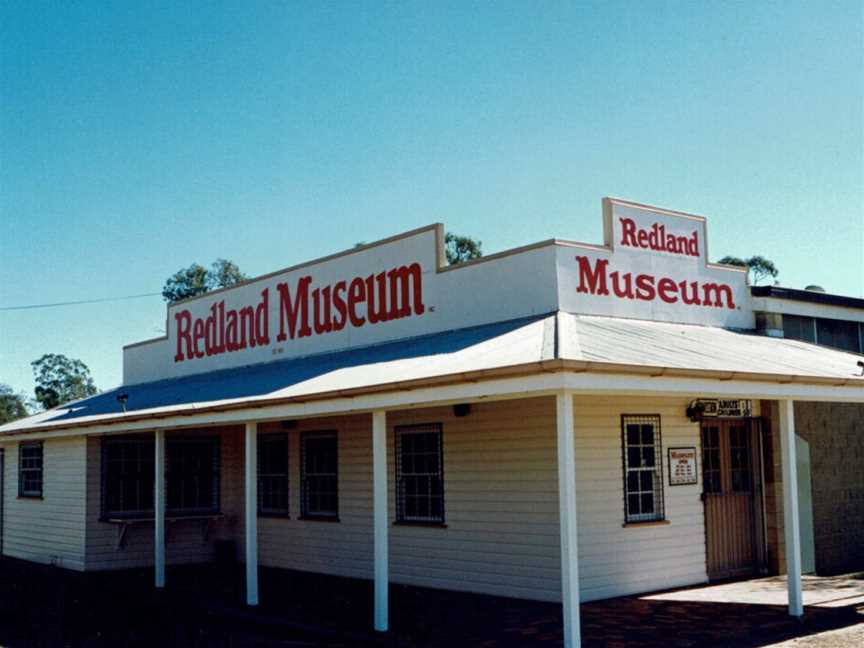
[1, 198, 862, 648]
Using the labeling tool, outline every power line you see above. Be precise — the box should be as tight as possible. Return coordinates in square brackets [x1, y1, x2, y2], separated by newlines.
[0, 292, 162, 311]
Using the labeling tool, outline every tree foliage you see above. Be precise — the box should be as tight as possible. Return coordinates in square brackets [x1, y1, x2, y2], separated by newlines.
[162, 259, 248, 302]
[31, 354, 98, 410]
[444, 232, 483, 265]
[718, 255, 779, 285]
[0, 384, 29, 424]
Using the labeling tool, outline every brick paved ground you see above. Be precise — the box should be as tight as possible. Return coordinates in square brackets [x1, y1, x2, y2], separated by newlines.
[0, 558, 861, 647]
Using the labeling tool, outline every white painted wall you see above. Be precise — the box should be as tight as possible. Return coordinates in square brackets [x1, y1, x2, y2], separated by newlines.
[123, 228, 559, 385]
[253, 395, 711, 603]
[0, 437, 87, 571]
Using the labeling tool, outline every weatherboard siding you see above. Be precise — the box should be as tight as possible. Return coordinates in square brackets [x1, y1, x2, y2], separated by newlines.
[84, 427, 244, 571]
[0, 437, 87, 570]
[255, 395, 709, 603]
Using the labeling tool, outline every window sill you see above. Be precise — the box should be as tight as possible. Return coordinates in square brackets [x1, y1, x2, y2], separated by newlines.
[393, 520, 447, 529]
[258, 512, 291, 519]
[622, 519, 670, 528]
[299, 515, 340, 523]
[17, 494, 43, 500]
[101, 513, 223, 524]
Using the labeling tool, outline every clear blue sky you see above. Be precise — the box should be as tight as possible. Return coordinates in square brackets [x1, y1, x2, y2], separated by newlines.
[1, 1, 862, 399]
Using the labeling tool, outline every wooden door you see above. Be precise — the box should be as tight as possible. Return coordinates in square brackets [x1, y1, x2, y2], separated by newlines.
[702, 420, 757, 580]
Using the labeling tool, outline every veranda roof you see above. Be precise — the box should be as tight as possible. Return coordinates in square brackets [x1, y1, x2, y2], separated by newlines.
[2, 312, 862, 436]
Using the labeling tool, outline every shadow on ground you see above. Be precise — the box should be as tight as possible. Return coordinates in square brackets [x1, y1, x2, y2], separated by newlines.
[0, 559, 861, 647]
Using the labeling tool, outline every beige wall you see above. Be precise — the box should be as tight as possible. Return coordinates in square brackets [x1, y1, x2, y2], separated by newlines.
[0, 437, 87, 570]
[254, 395, 707, 603]
[2, 394, 711, 603]
[764, 401, 864, 576]
[84, 426, 244, 571]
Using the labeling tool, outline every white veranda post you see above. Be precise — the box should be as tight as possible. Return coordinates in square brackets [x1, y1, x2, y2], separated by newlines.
[245, 422, 259, 606]
[154, 429, 166, 589]
[779, 399, 804, 617]
[372, 410, 389, 632]
[556, 392, 581, 648]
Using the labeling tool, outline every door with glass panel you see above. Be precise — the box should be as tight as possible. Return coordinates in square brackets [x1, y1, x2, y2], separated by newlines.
[701, 420, 758, 580]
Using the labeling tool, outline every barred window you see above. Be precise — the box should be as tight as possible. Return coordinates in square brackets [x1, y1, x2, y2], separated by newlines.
[258, 433, 289, 516]
[102, 437, 154, 517]
[622, 415, 665, 523]
[18, 442, 43, 498]
[300, 431, 338, 519]
[396, 424, 444, 524]
[166, 437, 220, 515]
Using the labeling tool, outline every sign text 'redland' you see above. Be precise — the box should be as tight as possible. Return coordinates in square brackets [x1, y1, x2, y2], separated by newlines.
[619, 217, 699, 257]
[173, 263, 425, 362]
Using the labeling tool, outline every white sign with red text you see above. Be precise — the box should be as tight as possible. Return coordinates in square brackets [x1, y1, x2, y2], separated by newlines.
[557, 198, 752, 329]
[123, 198, 753, 384]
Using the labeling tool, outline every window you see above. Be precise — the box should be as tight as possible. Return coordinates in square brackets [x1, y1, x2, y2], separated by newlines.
[729, 424, 752, 493]
[102, 437, 154, 517]
[166, 437, 220, 515]
[783, 314, 862, 354]
[18, 442, 43, 498]
[701, 425, 722, 494]
[101, 435, 220, 518]
[258, 433, 289, 516]
[395, 424, 444, 524]
[300, 431, 338, 519]
[622, 415, 665, 523]
[815, 318, 860, 353]
[783, 314, 815, 344]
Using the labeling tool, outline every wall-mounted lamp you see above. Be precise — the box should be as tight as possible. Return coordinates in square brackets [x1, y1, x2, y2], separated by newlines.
[280, 420, 298, 430]
[453, 403, 471, 418]
[685, 400, 706, 422]
[116, 392, 129, 413]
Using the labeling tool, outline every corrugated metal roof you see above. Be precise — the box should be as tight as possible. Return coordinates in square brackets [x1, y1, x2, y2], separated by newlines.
[0, 314, 553, 434]
[2, 312, 863, 436]
[560, 314, 864, 380]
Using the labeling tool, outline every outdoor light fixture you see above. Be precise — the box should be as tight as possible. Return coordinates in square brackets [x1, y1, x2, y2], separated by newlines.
[280, 420, 298, 430]
[453, 403, 471, 418]
[116, 392, 129, 413]
[685, 400, 706, 422]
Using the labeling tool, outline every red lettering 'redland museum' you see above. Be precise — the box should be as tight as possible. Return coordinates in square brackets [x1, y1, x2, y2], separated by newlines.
[174, 262, 425, 362]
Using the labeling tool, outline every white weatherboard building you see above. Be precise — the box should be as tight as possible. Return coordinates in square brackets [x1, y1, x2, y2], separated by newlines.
[2, 198, 863, 648]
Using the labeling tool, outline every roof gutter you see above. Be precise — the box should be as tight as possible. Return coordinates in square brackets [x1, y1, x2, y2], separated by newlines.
[2, 359, 863, 439]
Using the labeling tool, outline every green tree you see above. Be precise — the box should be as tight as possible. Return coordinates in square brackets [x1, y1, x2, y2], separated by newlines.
[31, 354, 98, 410]
[162, 259, 248, 302]
[445, 232, 483, 265]
[0, 384, 29, 424]
[718, 255, 779, 286]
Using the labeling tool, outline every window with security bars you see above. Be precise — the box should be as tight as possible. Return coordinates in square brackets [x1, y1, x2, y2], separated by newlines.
[258, 433, 289, 516]
[396, 424, 444, 524]
[102, 437, 154, 517]
[19, 442, 43, 498]
[300, 432, 338, 518]
[621, 415, 665, 523]
[166, 437, 220, 515]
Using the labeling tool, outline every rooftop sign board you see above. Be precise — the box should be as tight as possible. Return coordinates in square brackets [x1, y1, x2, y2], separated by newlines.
[557, 198, 751, 329]
[123, 198, 753, 385]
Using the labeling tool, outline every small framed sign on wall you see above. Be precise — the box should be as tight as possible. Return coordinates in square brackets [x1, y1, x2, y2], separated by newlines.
[668, 447, 698, 486]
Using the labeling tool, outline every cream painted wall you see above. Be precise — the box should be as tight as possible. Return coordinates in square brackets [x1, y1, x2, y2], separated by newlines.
[0, 437, 87, 570]
[2, 395, 712, 603]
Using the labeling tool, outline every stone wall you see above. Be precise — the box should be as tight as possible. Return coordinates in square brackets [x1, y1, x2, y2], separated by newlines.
[762, 401, 864, 576]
